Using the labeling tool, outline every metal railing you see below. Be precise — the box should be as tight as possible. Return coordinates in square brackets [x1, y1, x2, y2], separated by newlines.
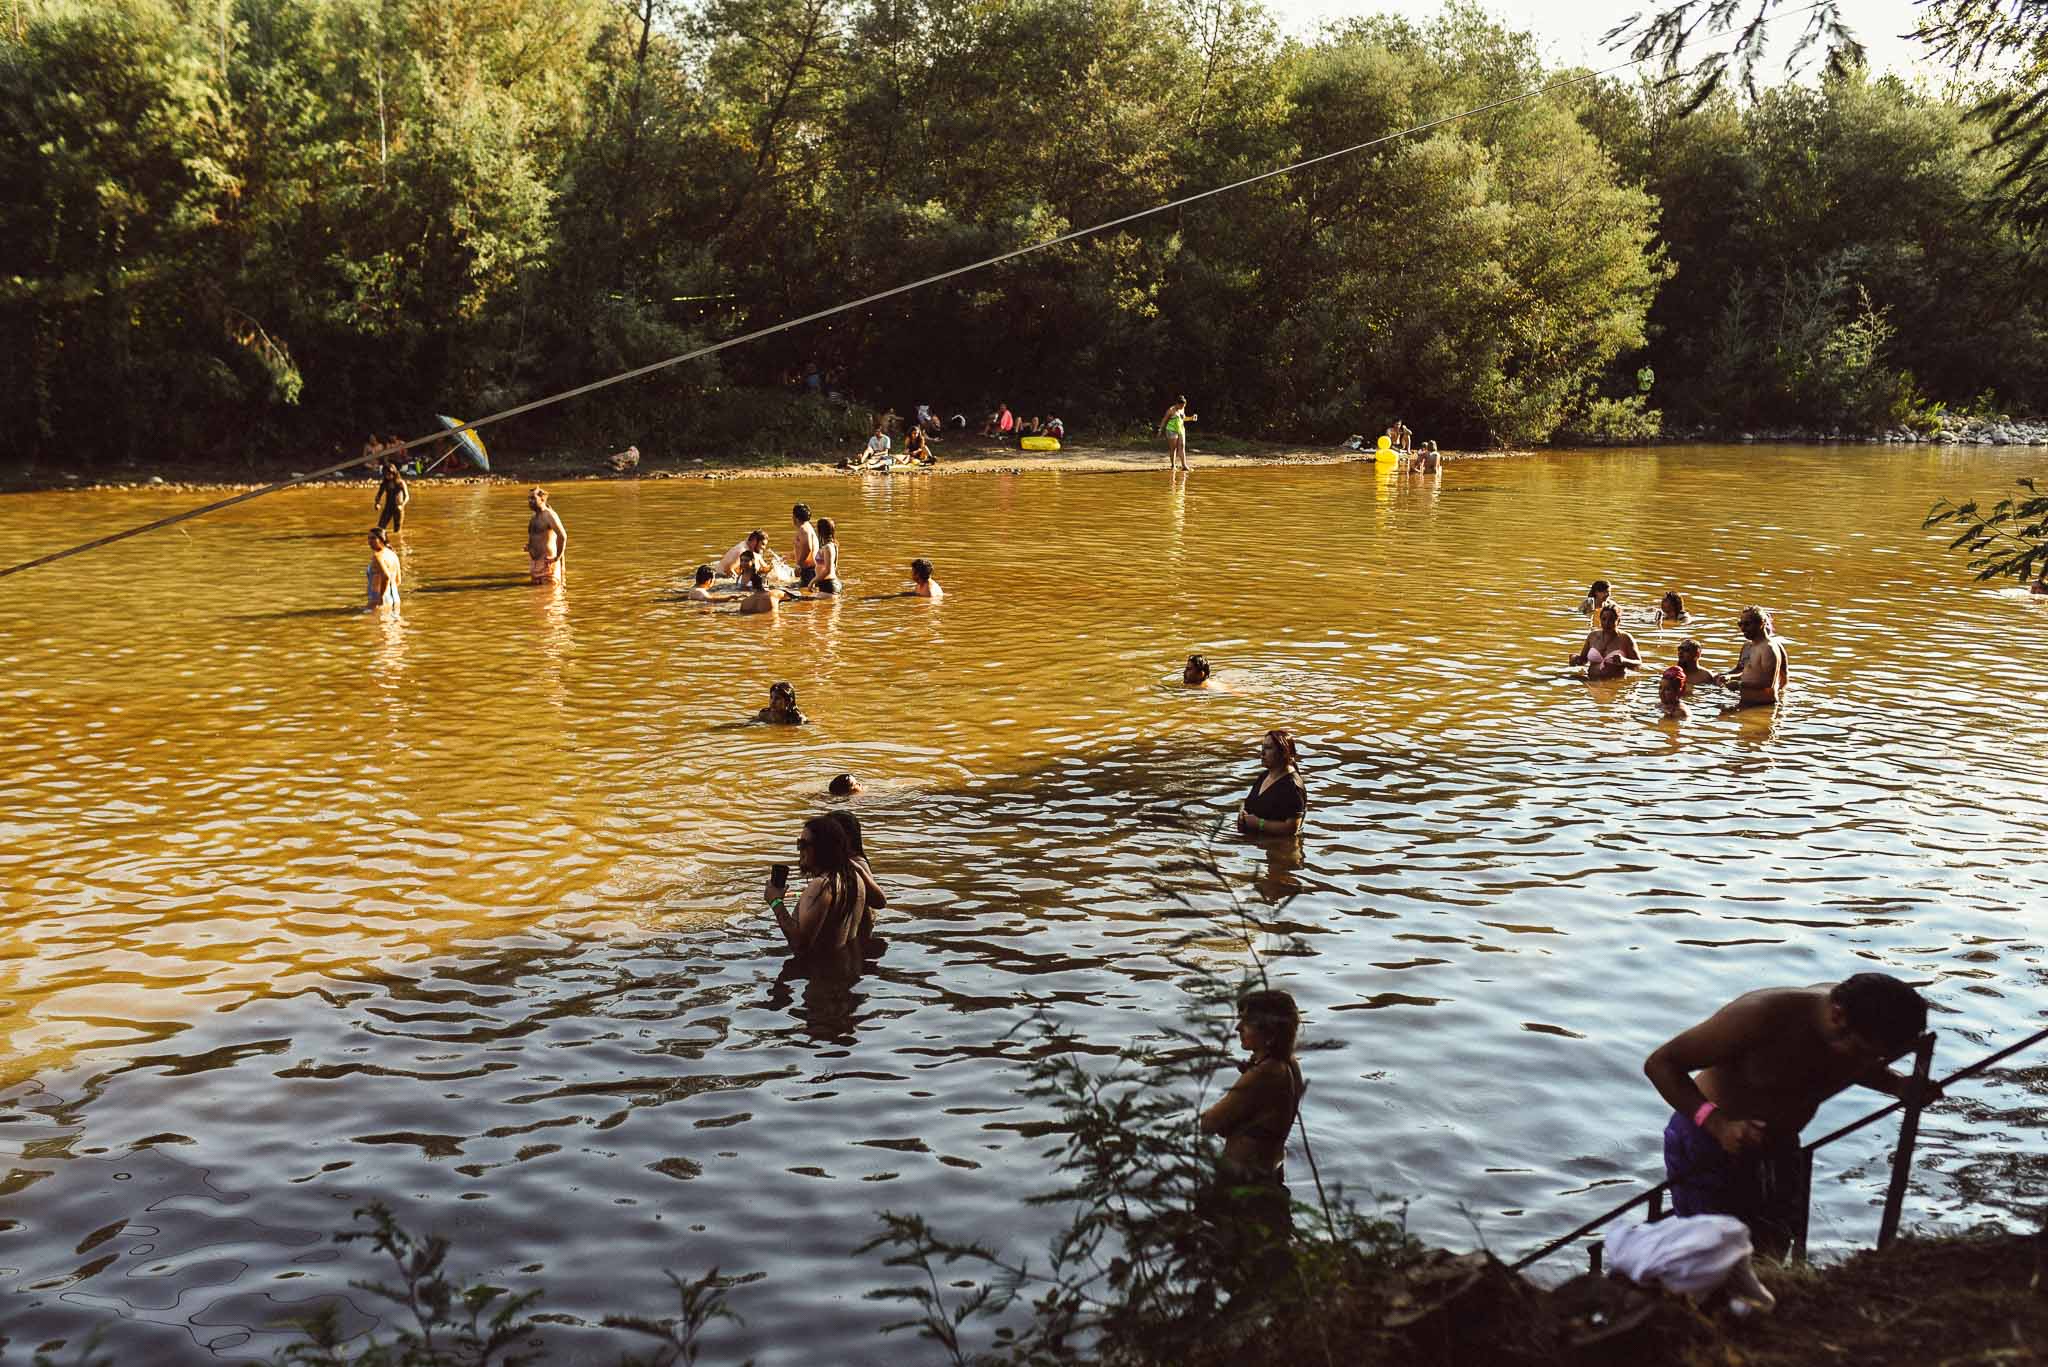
[1508, 1024, 2048, 1274]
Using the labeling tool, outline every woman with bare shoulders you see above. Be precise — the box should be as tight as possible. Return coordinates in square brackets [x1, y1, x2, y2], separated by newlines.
[764, 815, 867, 963]
[1570, 603, 1642, 679]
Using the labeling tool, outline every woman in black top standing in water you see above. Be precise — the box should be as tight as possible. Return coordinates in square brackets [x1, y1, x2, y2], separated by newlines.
[1237, 729, 1305, 837]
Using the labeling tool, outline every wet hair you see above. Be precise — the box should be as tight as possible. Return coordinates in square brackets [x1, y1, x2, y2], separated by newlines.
[742, 569, 766, 591]
[1264, 729, 1304, 799]
[825, 807, 866, 858]
[1184, 654, 1211, 683]
[694, 564, 715, 585]
[530, 487, 549, 505]
[910, 558, 933, 582]
[747, 529, 766, 546]
[816, 517, 836, 543]
[770, 681, 798, 710]
[1830, 973, 1927, 1055]
[368, 529, 389, 548]
[1678, 637, 1701, 658]
[1599, 603, 1620, 626]
[1741, 604, 1771, 631]
[1590, 579, 1610, 596]
[1238, 988, 1300, 1058]
[792, 503, 811, 523]
[800, 812, 854, 878]
[1663, 591, 1686, 616]
[828, 773, 858, 797]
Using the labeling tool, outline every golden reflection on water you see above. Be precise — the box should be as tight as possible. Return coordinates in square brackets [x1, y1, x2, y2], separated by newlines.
[3, 446, 2048, 1362]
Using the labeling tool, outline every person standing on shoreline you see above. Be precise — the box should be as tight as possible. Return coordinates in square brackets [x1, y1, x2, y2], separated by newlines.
[1643, 973, 1932, 1257]
[1157, 396, 1195, 472]
[527, 488, 567, 584]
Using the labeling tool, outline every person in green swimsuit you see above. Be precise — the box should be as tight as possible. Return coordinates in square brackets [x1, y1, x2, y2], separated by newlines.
[1157, 395, 1195, 471]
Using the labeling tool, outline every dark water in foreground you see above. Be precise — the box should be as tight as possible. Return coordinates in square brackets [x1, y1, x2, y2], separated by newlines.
[2, 445, 2046, 1363]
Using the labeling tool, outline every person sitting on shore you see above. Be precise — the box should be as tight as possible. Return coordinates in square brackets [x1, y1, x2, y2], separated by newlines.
[1571, 604, 1643, 679]
[719, 529, 769, 578]
[828, 773, 863, 797]
[813, 517, 842, 594]
[366, 529, 401, 613]
[909, 557, 943, 599]
[902, 425, 934, 466]
[1656, 666, 1690, 722]
[1644, 973, 1932, 1257]
[764, 814, 866, 962]
[1237, 730, 1306, 838]
[1184, 654, 1213, 688]
[1388, 418, 1413, 453]
[755, 681, 807, 725]
[846, 425, 891, 471]
[1197, 989, 1307, 1274]
[1725, 605, 1788, 708]
[1578, 579, 1613, 616]
[1661, 591, 1690, 623]
[687, 565, 718, 602]
[1676, 639, 1715, 695]
[1044, 416, 1065, 438]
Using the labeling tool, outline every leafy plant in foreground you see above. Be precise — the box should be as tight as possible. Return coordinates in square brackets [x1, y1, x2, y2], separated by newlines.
[858, 818, 1421, 1366]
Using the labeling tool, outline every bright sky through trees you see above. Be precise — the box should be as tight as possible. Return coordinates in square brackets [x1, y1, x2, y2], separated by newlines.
[1265, 0, 1937, 76]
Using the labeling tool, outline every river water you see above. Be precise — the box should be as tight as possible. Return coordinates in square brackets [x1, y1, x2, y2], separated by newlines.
[2, 444, 2045, 1363]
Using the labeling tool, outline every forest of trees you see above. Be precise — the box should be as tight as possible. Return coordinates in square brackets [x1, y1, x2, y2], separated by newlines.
[2, 0, 2044, 469]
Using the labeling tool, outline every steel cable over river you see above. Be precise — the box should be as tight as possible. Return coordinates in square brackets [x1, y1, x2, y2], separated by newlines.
[3, 444, 2045, 1363]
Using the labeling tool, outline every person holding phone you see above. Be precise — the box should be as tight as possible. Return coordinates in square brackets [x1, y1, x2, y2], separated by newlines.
[765, 815, 866, 959]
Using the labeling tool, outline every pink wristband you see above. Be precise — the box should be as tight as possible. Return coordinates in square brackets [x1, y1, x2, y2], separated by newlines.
[1692, 1100, 1718, 1129]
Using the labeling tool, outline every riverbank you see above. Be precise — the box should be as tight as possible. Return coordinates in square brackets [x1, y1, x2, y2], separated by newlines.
[1244, 1228, 2044, 1367]
[0, 433, 1439, 495]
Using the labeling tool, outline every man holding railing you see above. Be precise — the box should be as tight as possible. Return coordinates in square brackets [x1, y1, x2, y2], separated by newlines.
[1644, 973, 1933, 1257]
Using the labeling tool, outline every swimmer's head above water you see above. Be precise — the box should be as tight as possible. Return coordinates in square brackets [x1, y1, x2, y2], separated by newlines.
[1261, 728, 1300, 773]
[1183, 654, 1212, 686]
[768, 681, 799, 715]
[1658, 666, 1686, 713]
[1588, 579, 1611, 604]
[1661, 591, 1686, 618]
[367, 529, 389, 550]
[1598, 603, 1620, 631]
[828, 773, 861, 797]
[816, 517, 837, 544]
[792, 502, 812, 526]
[1739, 605, 1771, 639]
[1678, 638, 1702, 665]
[694, 565, 715, 586]
[529, 487, 550, 510]
[1236, 987, 1300, 1059]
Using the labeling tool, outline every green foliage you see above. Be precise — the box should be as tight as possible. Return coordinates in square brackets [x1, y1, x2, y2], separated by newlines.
[1562, 394, 1663, 443]
[858, 832, 1421, 1366]
[263, 1202, 744, 1367]
[1926, 476, 2048, 582]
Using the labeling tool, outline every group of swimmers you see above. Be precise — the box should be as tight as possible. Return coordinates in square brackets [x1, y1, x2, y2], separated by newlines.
[1569, 580, 1789, 720]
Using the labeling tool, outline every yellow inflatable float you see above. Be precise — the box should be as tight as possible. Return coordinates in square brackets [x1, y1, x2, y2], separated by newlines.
[1020, 435, 1061, 452]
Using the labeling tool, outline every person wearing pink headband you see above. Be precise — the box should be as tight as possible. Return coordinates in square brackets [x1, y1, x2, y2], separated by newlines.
[1657, 665, 1690, 721]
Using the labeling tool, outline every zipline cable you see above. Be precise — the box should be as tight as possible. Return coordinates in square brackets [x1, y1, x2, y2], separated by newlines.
[0, 4, 1829, 584]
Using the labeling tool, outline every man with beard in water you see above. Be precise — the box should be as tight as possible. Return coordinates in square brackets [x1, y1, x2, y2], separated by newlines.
[1724, 605, 1787, 707]
[1644, 973, 1932, 1257]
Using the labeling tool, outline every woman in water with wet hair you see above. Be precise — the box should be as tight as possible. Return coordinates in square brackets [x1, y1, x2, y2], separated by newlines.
[1570, 603, 1643, 679]
[1198, 988, 1307, 1273]
[1237, 730, 1305, 837]
[1660, 591, 1689, 622]
[755, 681, 806, 725]
[1183, 654, 1213, 687]
[765, 814, 866, 959]
[813, 517, 842, 594]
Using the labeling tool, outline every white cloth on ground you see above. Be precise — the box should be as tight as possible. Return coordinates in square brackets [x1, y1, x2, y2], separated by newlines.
[1606, 1215, 1774, 1310]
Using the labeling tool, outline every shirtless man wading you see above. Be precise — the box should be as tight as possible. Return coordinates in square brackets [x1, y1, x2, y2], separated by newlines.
[1645, 974, 1931, 1256]
[790, 503, 820, 588]
[1726, 605, 1787, 707]
[527, 488, 567, 584]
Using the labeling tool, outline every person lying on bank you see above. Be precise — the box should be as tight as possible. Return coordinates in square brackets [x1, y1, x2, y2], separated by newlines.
[1643, 973, 1936, 1258]
[1237, 730, 1305, 837]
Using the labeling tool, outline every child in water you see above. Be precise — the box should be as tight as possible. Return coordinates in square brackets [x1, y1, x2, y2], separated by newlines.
[1657, 666, 1690, 721]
